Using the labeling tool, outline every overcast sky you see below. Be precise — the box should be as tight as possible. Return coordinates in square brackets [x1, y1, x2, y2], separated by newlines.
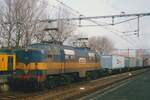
[49, 0, 150, 49]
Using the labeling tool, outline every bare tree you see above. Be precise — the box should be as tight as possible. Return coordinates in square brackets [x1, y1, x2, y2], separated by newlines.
[0, 0, 16, 47]
[65, 33, 88, 47]
[88, 36, 114, 54]
[0, 0, 77, 47]
[57, 7, 75, 42]
[43, 5, 77, 43]
[0, 0, 47, 48]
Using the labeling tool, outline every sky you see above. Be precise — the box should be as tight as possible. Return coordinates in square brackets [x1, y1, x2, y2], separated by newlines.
[48, 0, 150, 49]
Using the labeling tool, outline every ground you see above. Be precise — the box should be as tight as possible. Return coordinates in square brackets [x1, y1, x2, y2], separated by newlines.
[81, 70, 150, 100]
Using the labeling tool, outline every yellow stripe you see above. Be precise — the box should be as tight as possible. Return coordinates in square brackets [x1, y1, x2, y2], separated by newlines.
[28, 63, 47, 70]
[16, 61, 100, 71]
[16, 63, 26, 70]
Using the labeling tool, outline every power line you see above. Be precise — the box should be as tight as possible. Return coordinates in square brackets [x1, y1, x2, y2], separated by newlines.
[77, 17, 139, 27]
[53, 0, 140, 48]
[55, 0, 81, 15]
[44, 12, 150, 22]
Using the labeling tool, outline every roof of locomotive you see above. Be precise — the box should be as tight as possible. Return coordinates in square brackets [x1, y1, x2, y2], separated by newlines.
[0, 48, 14, 54]
[28, 42, 92, 52]
[26, 43, 96, 58]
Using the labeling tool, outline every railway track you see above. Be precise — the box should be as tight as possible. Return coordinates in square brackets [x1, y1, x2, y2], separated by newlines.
[0, 93, 17, 100]
[0, 90, 50, 100]
[0, 68, 148, 100]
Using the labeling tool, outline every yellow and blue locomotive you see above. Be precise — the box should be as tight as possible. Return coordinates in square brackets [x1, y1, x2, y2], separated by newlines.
[9, 42, 101, 89]
[0, 49, 16, 92]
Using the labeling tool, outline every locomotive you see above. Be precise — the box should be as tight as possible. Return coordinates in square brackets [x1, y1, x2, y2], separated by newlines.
[9, 42, 101, 89]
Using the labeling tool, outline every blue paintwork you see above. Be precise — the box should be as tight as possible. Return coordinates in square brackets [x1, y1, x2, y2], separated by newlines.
[101, 56, 112, 69]
[13, 49, 44, 64]
[27, 43, 98, 63]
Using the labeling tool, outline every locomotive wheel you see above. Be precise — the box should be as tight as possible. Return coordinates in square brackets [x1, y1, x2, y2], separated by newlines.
[28, 78, 41, 91]
[86, 70, 99, 81]
[72, 72, 79, 82]
[60, 74, 73, 85]
[45, 76, 60, 89]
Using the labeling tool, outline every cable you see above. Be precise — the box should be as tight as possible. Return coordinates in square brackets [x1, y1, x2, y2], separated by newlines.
[54, 0, 138, 48]
[49, 2, 148, 48]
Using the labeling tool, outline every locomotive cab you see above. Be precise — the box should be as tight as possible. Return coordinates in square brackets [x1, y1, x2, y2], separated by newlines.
[13, 49, 46, 80]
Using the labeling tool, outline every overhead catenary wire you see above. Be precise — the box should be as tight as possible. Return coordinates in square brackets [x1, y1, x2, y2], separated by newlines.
[104, 1, 145, 48]
[53, 0, 141, 48]
[77, 17, 140, 27]
[101, 1, 146, 49]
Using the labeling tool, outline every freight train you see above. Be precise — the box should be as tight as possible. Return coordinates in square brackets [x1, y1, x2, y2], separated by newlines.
[0, 42, 149, 91]
[0, 49, 16, 92]
[7, 42, 148, 90]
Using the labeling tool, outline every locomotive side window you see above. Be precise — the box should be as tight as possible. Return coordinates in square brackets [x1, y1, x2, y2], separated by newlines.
[88, 53, 96, 62]
[64, 49, 75, 61]
[48, 55, 53, 59]
[70, 55, 75, 60]
[47, 54, 53, 61]
[65, 55, 75, 60]
[65, 55, 69, 60]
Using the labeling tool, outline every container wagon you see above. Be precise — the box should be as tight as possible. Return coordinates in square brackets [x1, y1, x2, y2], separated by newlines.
[124, 57, 130, 67]
[143, 58, 150, 67]
[136, 57, 143, 67]
[129, 57, 136, 68]
[101, 55, 125, 74]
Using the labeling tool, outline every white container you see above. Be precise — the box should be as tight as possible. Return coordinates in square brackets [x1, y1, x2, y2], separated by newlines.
[101, 55, 125, 69]
[136, 58, 143, 67]
[129, 57, 136, 67]
[144, 58, 150, 66]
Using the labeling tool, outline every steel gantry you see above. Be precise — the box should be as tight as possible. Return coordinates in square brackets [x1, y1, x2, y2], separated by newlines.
[40, 12, 150, 37]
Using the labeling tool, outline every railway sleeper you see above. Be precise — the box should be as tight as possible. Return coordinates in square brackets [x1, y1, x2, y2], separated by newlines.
[44, 75, 60, 89]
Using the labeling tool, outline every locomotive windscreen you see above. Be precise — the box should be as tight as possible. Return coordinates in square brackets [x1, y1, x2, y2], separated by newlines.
[14, 49, 43, 64]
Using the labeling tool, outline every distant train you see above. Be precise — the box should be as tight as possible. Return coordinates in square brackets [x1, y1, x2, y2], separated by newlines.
[7, 42, 149, 90]
[0, 49, 16, 92]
